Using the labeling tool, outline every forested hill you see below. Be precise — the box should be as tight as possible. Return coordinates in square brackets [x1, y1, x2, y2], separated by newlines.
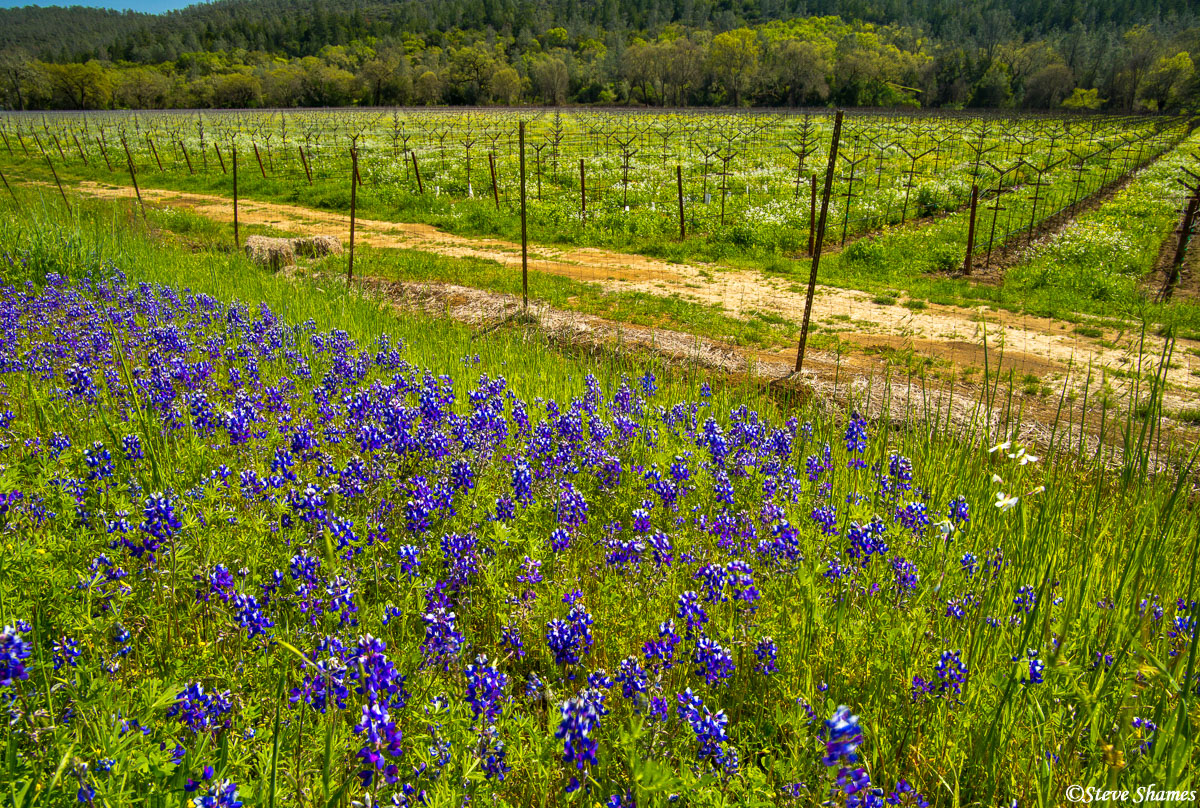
[3, 0, 1195, 62]
[0, 0, 1196, 111]
[0, 6, 150, 61]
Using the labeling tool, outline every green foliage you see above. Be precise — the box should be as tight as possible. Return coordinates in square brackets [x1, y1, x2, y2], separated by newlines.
[1062, 87, 1105, 110]
[0, 0, 1197, 111]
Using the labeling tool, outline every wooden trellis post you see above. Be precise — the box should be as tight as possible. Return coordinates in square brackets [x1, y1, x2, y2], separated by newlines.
[488, 152, 500, 210]
[348, 145, 358, 283]
[808, 173, 817, 256]
[253, 141, 266, 178]
[795, 109, 843, 375]
[232, 145, 239, 249]
[963, 184, 979, 275]
[180, 140, 194, 175]
[120, 138, 145, 222]
[148, 137, 163, 171]
[519, 122, 528, 310]
[97, 137, 113, 171]
[297, 145, 312, 185]
[409, 150, 424, 194]
[1163, 169, 1200, 300]
[72, 134, 87, 166]
[579, 158, 586, 223]
[677, 165, 685, 241]
[0, 170, 19, 208]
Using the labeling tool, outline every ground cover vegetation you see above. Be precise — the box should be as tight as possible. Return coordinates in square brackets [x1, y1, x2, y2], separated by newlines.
[0, 162, 1197, 807]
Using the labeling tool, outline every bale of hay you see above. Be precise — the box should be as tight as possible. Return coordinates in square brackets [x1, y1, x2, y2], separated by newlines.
[244, 236, 296, 271]
[292, 235, 343, 258]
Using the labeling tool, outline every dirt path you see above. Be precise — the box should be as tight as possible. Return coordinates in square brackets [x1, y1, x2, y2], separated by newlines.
[336, 277, 1197, 467]
[54, 180, 1200, 423]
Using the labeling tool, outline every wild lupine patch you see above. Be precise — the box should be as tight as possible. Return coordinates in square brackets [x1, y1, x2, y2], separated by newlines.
[0, 272, 1193, 805]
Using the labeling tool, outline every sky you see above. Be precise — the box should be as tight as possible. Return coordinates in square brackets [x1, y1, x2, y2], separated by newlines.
[0, 0, 193, 12]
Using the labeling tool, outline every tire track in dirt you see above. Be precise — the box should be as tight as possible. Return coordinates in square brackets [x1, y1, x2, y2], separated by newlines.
[52, 180, 1200, 417]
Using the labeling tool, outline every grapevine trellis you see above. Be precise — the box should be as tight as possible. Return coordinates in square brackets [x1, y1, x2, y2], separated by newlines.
[0, 106, 1189, 300]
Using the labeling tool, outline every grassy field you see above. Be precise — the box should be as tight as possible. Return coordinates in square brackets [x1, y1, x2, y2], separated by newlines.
[3, 110, 1175, 261]
[0, 184, 1196, 807]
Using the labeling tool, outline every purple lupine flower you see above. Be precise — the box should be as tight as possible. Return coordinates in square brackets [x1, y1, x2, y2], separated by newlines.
[844, 411, 867, 468]
[556, 688, 606, 791]
[677, 591, 708, 637]
[167, 682, 233, 734]
[823, 705, 863, 766]
[1020, 649, 1045, 685]
[676, 688, 730, 765]
[753, 637, 778, 675]
[465, 654, 508, 725]
[692, 637, 736, 686]
[195, 781, 242, 808]
[546, 603, 594, 669]
[0, 624, 32, 687]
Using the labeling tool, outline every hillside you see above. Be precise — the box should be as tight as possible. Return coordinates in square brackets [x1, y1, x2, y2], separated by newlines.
[0, 5, 150, 60]
[2, 0, 1195, 62]
[0, 0, 1196, 110]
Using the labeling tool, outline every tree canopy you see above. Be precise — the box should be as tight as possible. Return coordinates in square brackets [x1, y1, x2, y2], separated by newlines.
[0, 0, 1195, 110]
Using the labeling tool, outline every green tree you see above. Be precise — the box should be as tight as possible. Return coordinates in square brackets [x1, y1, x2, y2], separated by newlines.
[43, 60, 111, 108]
[765, 38, 830, 105]
[491, 66, 521, 104]
[707, 28, 759, 106]
[541, 27, 568, 49]
[0, 49, 47, 110]
[531, 56, 568, 104]
[622, 41, 663, 104]
[298, 57, 356, 106]
[970, 62, 1013, 107]
[1138, 51, 1194, 111]
[1023, 63, 1074, 108]
[663, 35, 705, 106]
[212, 71, 262, 108]
[112, 66, 174, 108]
[1111, 25, 1160, 110]
[414, 70, 442, 104]
[1061, 86, 1104, 110]
[448, 44, 495, 104]
[358, 50, 412, 106]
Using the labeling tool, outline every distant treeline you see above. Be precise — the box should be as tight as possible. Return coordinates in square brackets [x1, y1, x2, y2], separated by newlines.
[0, 0, 1196, 111]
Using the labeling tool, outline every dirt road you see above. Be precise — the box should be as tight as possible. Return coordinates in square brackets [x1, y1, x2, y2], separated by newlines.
[50, 180, 1200, 432]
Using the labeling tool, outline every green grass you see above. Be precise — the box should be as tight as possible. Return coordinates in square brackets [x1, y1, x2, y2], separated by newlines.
[0, 190, 1197, 807]
[1174, 407, 1200, 424]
